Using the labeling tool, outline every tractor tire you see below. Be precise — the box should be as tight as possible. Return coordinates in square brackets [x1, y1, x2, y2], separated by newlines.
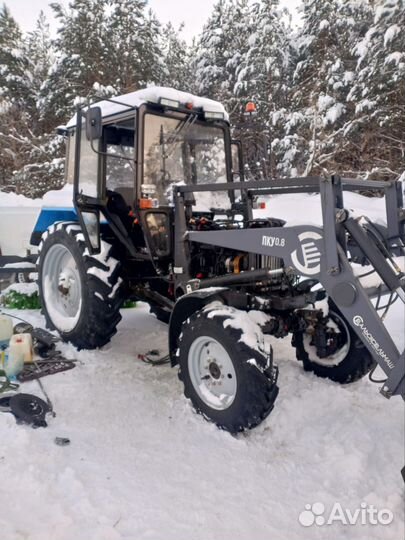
[293, 300, 376, 383]
[177, 306, 279, 433]
[37, 221, 124, 350]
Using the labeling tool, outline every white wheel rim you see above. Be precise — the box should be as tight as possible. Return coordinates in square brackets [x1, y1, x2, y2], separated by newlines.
[42, 244, 82, 332]
[303, 311, 350, 367]
[188, 335, 237, 410]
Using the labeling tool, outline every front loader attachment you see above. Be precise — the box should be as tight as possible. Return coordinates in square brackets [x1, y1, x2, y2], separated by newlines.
[180, 175, 405, 400]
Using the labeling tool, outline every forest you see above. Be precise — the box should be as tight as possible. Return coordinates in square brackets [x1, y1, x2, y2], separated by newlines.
[0, 0, 403, 198]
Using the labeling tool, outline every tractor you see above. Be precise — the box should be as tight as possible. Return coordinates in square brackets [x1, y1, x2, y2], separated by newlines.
[30, 87, 405, 433]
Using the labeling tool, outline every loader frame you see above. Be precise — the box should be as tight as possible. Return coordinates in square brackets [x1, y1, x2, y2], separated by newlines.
[172, 175, 405, 400]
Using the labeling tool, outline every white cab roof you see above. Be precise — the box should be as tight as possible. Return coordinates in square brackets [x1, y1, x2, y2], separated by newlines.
[66, 86, 228, 128]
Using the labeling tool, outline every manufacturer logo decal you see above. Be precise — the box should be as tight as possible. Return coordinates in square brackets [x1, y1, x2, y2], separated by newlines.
[353, 315, 394, 369]
[291, 232, 322, 275]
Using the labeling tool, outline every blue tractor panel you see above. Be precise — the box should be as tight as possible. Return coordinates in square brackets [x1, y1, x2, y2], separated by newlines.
[30, 207, 78, 245]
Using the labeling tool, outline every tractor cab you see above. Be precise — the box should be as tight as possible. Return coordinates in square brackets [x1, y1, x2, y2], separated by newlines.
[65, 87, 238, 263]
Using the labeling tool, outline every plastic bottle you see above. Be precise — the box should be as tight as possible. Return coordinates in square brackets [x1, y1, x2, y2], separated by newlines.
[9, 333, 33, 363]
[0, 315, 13, 349]
[4, 338, 25, 379]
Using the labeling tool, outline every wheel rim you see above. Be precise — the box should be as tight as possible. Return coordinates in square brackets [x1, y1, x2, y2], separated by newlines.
[42, 244, 82, 332]
[303, 311, 350, 367]
[188, 335, 237, 410]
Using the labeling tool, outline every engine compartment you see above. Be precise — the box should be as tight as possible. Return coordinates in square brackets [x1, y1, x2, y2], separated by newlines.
[187, 212, 286, 281]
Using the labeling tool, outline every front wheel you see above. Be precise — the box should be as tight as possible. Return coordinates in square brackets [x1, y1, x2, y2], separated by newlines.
[293, 300, 376, 383]
[177, 306, 279, 433]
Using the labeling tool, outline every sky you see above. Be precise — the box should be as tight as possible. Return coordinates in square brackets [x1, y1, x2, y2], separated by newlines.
[8, 0, 302, 42]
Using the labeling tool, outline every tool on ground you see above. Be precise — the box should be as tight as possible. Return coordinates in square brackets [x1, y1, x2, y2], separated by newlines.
[0, 393, 50, 427]
[138, 350, 170, 365]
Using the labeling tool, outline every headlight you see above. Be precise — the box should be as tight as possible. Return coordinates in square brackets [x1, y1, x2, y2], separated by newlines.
[159, 97, 180, 108]
[204, 111, 225, 120]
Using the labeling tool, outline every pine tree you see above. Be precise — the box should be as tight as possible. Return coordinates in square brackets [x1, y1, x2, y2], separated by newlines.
[233, 0, 291, 176]
[104, 0, 147, 91]
[0, 4, 26, 103]
[348, 0, 405, 179]
[0, 6, 27, 187]
[273, 0, 373, 176]
[11, 12, 65, 198]
[0, 9, 64, 197]
[160, 22, 191, 90]
[194, 0, 236, 103]
[41, 0, 108, 125]
[24, 12, 54, 130]
[104, 2, 166, 92]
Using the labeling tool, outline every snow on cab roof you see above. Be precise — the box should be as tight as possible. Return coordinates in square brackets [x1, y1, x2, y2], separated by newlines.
[65, 86, 229, 128]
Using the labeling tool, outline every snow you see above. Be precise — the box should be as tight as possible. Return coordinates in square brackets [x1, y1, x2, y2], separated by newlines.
[317, 94, 334, 112]
[384, 52, 404, 66]
[0, 184, 73, 209]
[2, 262, 36, 269]
[384, 24, 400, 47]
[1, 282, 38, 296]
[86, 240, 119, 287]
[66, 86, 229, 128]
[0, 185, 74, 257]
[324, 103, 345, 125]
[0, 301, 402, 540]
[0, 188, 403, 539]
[205, 303, 270, 356]
[253, 190, 388, 228]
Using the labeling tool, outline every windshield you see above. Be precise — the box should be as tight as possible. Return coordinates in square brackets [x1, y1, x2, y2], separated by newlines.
[143, 113, 229, 208]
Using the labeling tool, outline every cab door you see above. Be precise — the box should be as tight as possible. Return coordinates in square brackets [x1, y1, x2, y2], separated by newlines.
[71, 112, 104, 254]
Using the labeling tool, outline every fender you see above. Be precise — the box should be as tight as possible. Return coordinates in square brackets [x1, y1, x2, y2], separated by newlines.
[30, 207, 78, 245]
[169, 288, 229, 366]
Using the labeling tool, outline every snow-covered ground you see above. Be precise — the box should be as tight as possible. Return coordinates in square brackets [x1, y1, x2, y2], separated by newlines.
[0, 186, 404, 539]
[0, 301, 403, 540]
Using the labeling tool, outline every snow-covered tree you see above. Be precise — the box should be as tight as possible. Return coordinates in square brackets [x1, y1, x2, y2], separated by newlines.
[194, 0, 240, 103]
[273, 0, 373, 176]
[41, 0, 109, 124]
[160, 22, 192, 91]
[104, 1, 164, 91]
[0, 5, 26, 103]
[233, 0, 291, 176]
[0, 6, 26, 186]
[348, 0, 405, 179]
[0, 9, 63, 196]
[23, 12, 54, 130]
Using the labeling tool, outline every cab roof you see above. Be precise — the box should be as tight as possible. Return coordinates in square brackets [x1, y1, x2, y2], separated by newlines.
[65, 86, 229, 128]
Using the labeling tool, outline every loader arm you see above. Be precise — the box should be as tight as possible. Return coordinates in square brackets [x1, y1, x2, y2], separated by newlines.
[178, 175, 405, 400]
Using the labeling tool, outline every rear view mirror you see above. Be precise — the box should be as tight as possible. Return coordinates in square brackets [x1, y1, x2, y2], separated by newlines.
[85, 106, 102, 141]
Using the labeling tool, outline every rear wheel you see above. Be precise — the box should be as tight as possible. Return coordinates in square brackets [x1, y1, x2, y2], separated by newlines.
[293, 300, 375, 383]
[178, 306, 279, 432]
[37, 222, 124, 349]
